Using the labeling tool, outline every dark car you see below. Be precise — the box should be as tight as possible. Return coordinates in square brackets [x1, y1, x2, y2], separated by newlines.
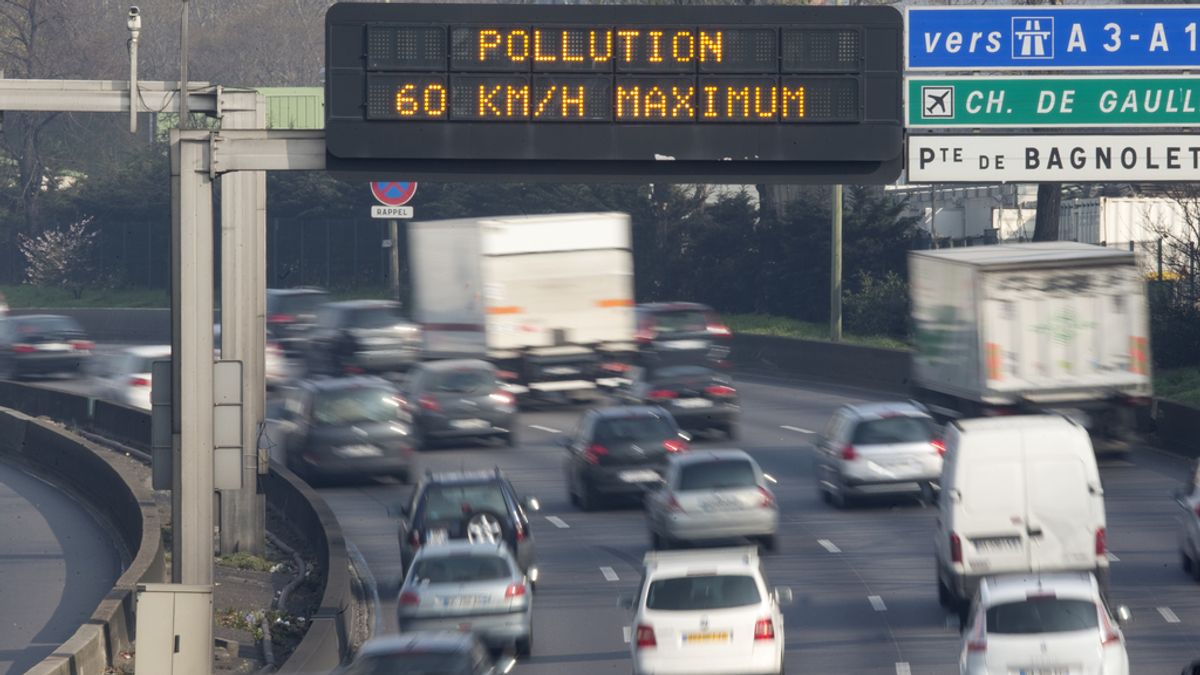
[276, 376, 416, 483]
[0, 314, 93, 379]
[398, 469, 539, 581]
[615, 364, 740, 439]
[636, 302, 732, 369]
[266, 287, 329, 356]
[403, 360, 518, 450]
[334, 632, 515, 675]
[562, 406, 690, 511]
[306, 299, 421, 375]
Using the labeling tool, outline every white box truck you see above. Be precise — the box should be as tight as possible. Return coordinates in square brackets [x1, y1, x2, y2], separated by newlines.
[408, 212, 637, 399]
[909, 242, 1153, 447]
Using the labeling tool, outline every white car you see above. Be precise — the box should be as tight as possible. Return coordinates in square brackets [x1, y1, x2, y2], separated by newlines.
[1176, 459, 1200, 581]
[625, 547, 790, 675]
[645, 450, 778, 551]
[94, 345, 171, 410]
[959, 572, 1130, 675]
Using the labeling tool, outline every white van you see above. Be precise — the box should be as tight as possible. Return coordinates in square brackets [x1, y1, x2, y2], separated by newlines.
[935, 415, 1109, 611]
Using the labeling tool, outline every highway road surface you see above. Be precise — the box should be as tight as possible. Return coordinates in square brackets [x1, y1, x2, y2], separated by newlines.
[0, 459, 122, 674]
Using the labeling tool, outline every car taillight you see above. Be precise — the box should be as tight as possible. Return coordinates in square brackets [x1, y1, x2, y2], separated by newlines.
[408, 530, 421, 550]
[11, 344, 35, 353]
[666, 494, 684, 513]
[840, 444, 857, 460]
[1095, 527, 1106, 557]
[70, 340, 94, 351]
[514, 521, 526, 542]
[950, 533, 963, 564]
[1099, 605, 1121, 646]
[601, 362, 631, 373]
[490, 389, 516, 408]
[966, 614, 987, 652]
[399, 591, 421, 606]
[1195, 503, 1200, 519]
[663, 439, 688, 453]
[584, 444, 608, 464]
[419, 395, 441, 412]
[635, 330, 653, 345]
[932, 439, 946, 456]
[704, 384, 736, 397]
[268, 313, 295, 324]
[758, 486, 775, 508]
[635, 624, 656, 648]
[130, 376, 151, 387]
[753, 617, 775, 641]
[648, 389, 677, 400]
[505, 583, 527, 599]
[707, 323, 732, 337]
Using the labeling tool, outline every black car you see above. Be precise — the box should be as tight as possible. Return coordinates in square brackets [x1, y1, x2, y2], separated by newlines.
[562, 406, 690, 511]
[306, 299, 421, 375]
[403, 360, 518, 450]
[398, 469, 539, 580]
[335, 632, 515, 675]
[0, 314, 93, 379]
[267, 287, 329, 356]
[615, 364, 740, 438]
[636, 302, 732, 369]
[276, 376, 416, 483]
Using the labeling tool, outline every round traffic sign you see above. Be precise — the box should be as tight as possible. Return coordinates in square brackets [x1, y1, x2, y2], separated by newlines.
[370, 181, 418, 207]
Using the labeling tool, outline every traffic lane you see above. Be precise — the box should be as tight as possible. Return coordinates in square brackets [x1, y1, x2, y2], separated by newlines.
[0, 459, 122, 674]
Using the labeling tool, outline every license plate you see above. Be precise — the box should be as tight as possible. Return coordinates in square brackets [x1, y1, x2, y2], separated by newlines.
[334, 444, 382, 458]
[702, 496, 746, 512]
[683, 631, 730, 643]
[972, 536, 1022, 553]
[619, 470, 660, 483]
[543, 366, 578, 375]
[1014, 668, 1072, 675]
[451, 418, 489, 430]
[39, 343, 70, 351]
[664, 340, 707, 350]
[441, 594, 489, 608]
[675, 398, 713, 409]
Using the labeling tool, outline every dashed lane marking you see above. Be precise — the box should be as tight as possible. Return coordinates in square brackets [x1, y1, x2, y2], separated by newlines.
[1107, 551, 1120, 562]
[817, 539, 841, 554]
[545, 516, 570, 529]
[601, 566, 619, 582]
[1158, 607, 1181, 624]
[530, 424, 562, 433]
[781, 425, 816, 434]
[868, 595, 887, 612]
[896, 664, 912, 675]
[623, 626, 631, 644]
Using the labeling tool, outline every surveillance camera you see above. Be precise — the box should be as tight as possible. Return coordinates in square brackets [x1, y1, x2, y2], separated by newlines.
[127, 6, 141, 31]
[128, 6, 140, 17]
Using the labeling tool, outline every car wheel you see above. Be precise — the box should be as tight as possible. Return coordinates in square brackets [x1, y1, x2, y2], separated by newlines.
[1183, 550, 1193, 575]
[578, 481, 598, 512]
[936, 574, 954, 609]
[515, 636, 532, 657]
[1192, 551, 1200, 583]
[724, 423, 739, 440]
[505, 430, 518, 448]
[759, 534, 778, 553]
[410, 425, 427, 452]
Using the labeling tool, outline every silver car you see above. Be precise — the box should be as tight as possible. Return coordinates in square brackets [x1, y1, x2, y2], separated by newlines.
[814, 401, 942, 508]
[397, 541, 533, 656]
[644, 450, 779, 551]
[1176, 459, 1200, 582]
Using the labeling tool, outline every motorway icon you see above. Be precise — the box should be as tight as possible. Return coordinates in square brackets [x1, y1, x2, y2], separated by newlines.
[1012, 17, 1053, 59]
[921, 86, 955, 119]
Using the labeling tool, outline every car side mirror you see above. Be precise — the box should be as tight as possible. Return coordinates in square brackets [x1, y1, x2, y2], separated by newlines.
[773, 586, 793, 606]
[1116, 605, 1132, 625]
[617, 594, 635, 611]
[523, 496, 540, 512]
[493, 654, 517, 674]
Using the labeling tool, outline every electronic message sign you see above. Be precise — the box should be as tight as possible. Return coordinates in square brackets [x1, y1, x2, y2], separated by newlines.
[325, 4, 903, 182]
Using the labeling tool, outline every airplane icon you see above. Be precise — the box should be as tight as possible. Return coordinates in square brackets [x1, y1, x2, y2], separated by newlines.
[921, 86, 954, 119]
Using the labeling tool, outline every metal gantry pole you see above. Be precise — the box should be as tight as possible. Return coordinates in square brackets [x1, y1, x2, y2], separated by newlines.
[830, 184, 843, 342]
[389, 219, 402, 302]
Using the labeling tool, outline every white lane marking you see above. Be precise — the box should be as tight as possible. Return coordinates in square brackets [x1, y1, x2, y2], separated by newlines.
[1106, 551, 1120, 562]
[781, 425, 815, 434]
[622, 626, 631, 643]
[817, 539, 841, 554]
[868, 595, 887, 612]
[545, 516, 570, 529]
[895, 664, 912, 675]
[529, 424, 562, 433]
[1158, 607, 1181, 624]
[600, 566, 619, 582]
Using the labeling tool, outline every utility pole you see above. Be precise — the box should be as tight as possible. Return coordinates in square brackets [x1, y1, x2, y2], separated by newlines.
[389, 219, 402, 303]
[179, 0, 189, 128]
[830, 184, 843, 342]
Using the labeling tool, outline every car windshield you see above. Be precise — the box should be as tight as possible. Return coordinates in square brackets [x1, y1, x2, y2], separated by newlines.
[341, 652, 469, 675]
[13, 316, 83, 336]
[985, 598, 1100, 635]
[428, 368, 495, 394]
[312, 387, 401, 426]
[653, 310, 708, 334]
[410, 554, 511, 584]
[421, 484, 509, 523]
[852, 416, 935, 445]
[678, 459, 757, 491]
[646, 574, 761, 611]
[350, 306, 404, 329]
[270, 292, 327, 316]
[594, 416, 675, 443]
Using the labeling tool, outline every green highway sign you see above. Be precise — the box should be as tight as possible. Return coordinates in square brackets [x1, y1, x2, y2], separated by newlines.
[907, 76, 1200, 128]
